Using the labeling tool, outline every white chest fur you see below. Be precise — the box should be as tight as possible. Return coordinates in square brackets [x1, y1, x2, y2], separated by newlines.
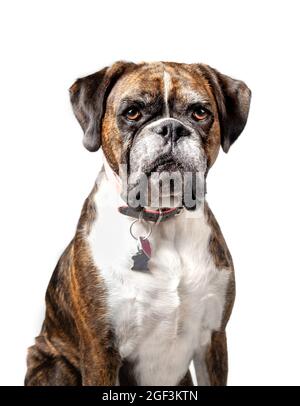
[87, 172, 229, 386]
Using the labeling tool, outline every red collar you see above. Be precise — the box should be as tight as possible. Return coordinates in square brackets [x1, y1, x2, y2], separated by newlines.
[118, 206, 182, 223]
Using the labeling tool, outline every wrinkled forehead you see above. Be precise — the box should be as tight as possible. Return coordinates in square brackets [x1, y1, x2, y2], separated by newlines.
[108, 62, 216, 108]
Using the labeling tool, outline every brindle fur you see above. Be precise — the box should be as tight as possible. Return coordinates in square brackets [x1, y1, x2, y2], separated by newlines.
[26, 186, 120, 386]
[204, 202, 235, 385]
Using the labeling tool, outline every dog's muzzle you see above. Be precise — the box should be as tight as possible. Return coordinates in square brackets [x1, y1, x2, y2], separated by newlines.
[125, 117, 207, 209]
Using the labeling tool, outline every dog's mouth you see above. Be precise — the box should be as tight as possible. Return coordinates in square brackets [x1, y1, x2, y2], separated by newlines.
[123, 152, 206, 210]
[153, 160, 181, 173]
[143, 155, 184, 176]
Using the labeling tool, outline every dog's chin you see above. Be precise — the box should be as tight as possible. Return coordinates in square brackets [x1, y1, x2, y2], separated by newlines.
[124, 179, 204, 211]
[124, 157, 206, 210]
[148, 191, 183, 209]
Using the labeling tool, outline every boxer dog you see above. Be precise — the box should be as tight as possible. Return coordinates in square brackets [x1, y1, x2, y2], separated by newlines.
[25, 61, 251, 386]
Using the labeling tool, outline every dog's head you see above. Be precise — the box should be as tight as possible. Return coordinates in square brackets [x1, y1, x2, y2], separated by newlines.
[70, 62, 251, 208]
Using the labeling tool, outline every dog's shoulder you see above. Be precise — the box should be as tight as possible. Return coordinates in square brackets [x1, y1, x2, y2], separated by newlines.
[204, 201, 234, 271]
[204, 202, 235, 329]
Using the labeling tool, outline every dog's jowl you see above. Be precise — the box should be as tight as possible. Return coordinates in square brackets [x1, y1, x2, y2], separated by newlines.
[25, 62, 251, 386]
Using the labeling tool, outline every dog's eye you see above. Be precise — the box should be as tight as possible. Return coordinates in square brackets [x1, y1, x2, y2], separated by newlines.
[192, 107, 208, 122]
[124, 107, 142, 121]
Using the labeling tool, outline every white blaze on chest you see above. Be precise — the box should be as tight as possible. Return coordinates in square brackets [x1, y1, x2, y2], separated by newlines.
[88, 172, 229, 386]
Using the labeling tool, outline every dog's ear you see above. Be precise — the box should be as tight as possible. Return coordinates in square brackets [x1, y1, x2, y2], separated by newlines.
[199, 64, 251, 153]
[69, 61, 134, 152]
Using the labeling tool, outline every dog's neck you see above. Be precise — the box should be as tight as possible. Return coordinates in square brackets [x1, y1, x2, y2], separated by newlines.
[101, 150, 122, 194]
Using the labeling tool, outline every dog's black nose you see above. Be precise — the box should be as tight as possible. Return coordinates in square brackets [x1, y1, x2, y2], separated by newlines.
[153, 120, 190, 143]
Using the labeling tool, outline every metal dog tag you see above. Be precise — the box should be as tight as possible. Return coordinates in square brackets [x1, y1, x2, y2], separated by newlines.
[131, 237, 152, 272]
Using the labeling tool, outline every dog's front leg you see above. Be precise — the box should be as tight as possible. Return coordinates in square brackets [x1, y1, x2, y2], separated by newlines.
[194, 331, 228, 386]
[70, 260, 121, 386]
[80, 340, 120, 386]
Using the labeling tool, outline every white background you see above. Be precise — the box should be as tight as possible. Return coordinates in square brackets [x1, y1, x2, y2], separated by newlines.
[1, 0, 300, 386]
